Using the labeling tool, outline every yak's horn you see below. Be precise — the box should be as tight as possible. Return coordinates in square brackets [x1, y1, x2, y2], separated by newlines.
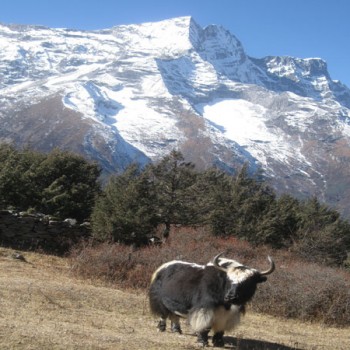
[260, 256, 275, 276]
[212, 252, 227, 272]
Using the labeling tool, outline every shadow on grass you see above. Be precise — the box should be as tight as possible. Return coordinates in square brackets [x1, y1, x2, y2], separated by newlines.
[221, 336, 303, 350]
[183, 332, 303, 349]
[183, 334, 303, 350]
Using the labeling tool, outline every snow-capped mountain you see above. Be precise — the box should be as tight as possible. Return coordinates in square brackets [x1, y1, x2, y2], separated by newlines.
[1, 17, 350, 217]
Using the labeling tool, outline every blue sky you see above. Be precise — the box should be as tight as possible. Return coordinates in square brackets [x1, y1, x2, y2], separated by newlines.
[1, 0, 349, 87]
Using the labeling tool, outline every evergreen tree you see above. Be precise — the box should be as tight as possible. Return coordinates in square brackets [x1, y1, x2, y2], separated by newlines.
[0, 144, 101, 220]
[227, 164, 275, 242]
[0, 144, 44, 209]
[257, 194, 300, 247]
[144, 150, 198, 238]
[35, 149, 101, 220]
[91, 164, 158, 245]
[194, 168, 234, 235]
[297, 196, 339, 230]
[293, 196, 350, 266]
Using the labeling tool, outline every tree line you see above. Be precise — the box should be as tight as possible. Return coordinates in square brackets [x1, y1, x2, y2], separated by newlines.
[92, 150, 350, 267]
[1, 145, 349, 267]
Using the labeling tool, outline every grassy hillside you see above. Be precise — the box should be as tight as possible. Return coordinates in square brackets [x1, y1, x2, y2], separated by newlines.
[0, 247, 349, 350]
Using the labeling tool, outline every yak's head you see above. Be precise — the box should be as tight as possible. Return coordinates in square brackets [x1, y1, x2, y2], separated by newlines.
[212, 253, 275, 306]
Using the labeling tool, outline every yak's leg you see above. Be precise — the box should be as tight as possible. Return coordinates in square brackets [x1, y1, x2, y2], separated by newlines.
[212, 331, 225, 347]
[197, 329, 210, 347]
[169, 315, 182, 334]
[157, 316, 167, 332]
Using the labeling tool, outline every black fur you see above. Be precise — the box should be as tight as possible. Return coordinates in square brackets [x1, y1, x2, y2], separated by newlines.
[149, 259, 272, 347]
[228, 271, 267, 305]
[149, 263, 230, 319]
[212, 331, 225, 347]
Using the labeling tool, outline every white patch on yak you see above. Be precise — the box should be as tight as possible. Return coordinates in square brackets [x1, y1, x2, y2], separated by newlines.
[188, 308, 215, 332]
[226, 266, 257, 284]
[188, 305, 241, 333]
[210, 257, 258, 284]
[212, 305, 241, 333]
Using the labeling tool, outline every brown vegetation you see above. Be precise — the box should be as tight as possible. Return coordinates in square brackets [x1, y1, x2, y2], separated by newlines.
[70, 226, 350, 327]
[1, 243, 349, 349]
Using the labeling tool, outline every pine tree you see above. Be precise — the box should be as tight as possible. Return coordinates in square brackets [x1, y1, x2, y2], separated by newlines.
[257, 194, 300, 247]
[194, 168, 234, 236]
[143, 150, 198, 239]
[293, 196, 350, 266]
[36, 149, 101, 220]
[91, 164, 158, 245]
[0, 145, 101, 220]
[227, 164, 275, 242]
[0, 144, 44, 209]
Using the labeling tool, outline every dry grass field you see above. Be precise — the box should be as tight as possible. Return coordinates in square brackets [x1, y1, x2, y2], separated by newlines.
[0, 247, 349, 350]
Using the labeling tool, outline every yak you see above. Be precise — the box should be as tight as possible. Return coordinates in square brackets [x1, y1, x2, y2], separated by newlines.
[149, 253, 275, 347]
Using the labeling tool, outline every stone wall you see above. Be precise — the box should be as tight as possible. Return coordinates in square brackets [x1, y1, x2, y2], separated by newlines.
[0, 210, 91, 254]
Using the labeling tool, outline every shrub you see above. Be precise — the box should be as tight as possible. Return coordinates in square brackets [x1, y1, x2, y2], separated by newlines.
[69, 226, 350, 327]
[70, 240, 163, 289]
[254, 256, 350, 326]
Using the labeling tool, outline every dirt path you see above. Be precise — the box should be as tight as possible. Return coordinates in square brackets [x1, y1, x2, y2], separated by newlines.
[0, 248, 349, 349]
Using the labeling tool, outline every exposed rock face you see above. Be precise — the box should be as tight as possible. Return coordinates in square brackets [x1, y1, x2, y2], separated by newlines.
[1, 17, 350, 216]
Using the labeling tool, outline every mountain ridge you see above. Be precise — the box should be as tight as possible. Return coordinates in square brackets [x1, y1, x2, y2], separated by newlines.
[1, 16, 350, 217]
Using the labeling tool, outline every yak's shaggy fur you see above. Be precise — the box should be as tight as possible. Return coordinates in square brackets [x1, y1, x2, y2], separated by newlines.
[149, 253, 275, 346]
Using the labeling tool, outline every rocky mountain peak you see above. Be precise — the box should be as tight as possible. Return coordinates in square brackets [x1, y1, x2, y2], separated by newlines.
[200, 24, 246, 62]
[264, 56, 329, 82]
[1, 16, 350, 218]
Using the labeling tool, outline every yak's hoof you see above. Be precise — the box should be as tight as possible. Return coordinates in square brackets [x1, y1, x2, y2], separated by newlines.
[197, 330, 210, 347]
[197, 340, 209, 347]
[157, 320, 166, 332]
[171, 322, 182, 334]
[212, 332, 225, 347]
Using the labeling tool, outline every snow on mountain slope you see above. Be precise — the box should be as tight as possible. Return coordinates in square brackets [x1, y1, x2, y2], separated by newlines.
[1, 17, 350, 217]
[197, 99, 282, 167]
